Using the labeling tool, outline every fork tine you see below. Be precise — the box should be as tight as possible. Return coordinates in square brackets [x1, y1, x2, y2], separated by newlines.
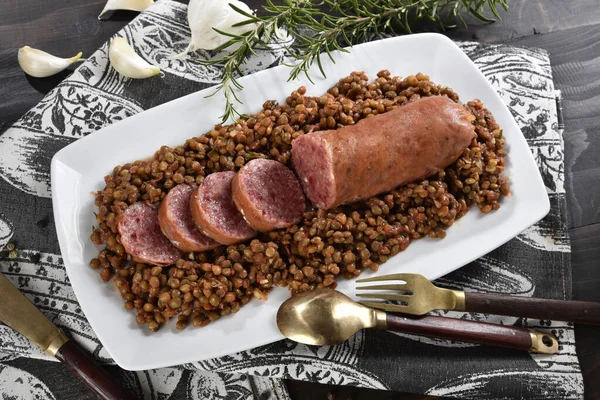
[356, 273, 424, 283]
[358, 301, 408, 313]
[356, 293, 411, 303]
[355, 284, 411, 291]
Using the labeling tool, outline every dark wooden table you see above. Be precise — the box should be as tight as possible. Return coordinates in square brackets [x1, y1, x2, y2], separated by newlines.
[0, 1, 598, 399]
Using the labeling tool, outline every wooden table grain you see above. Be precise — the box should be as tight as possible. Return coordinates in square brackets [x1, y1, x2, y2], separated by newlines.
[0, 1, 598, 399]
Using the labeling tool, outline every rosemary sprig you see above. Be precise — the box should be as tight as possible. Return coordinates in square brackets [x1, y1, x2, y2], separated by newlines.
[198, 0, 508, 122]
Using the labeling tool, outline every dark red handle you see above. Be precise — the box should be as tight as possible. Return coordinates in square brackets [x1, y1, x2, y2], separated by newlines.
[386, 313, 533, 351]
[54, 340, 135, 400]
[464, 292, 600, 324]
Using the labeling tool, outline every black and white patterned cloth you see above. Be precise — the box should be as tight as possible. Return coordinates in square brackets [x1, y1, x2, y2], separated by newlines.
[0, 1, 583, 399]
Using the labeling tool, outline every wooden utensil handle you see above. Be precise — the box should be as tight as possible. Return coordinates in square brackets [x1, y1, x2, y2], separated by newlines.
[464, 292, 600, 324]
[386, 314, 539, 351]
[54, 340, 135, 400]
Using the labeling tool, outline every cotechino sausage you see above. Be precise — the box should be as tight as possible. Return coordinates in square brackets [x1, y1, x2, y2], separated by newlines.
[190, 171, 256, 245]
[291, 95, 475, 209]
[232, 159, 306, 232]
[158, 184, 219, 252]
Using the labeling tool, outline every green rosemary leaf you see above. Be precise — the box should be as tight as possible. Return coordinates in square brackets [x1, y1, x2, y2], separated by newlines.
[231, 19, 261, 27]
[212, 27, 245, 39]
[489, 0, 505, 19]
[315, 51, 326, 77]
[227, 2, 257, 19]
[323, 41, 335, 63]
[467, 5, 496, 22]
[457, 11, 467, 27]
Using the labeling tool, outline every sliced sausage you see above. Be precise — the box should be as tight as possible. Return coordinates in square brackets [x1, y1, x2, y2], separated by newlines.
[118, 202, 181, 266]
[232, 159, 305, 232]
[158, 184, 220, 252]
[291, 95, 476, 209]
[190, 171, 256, 245]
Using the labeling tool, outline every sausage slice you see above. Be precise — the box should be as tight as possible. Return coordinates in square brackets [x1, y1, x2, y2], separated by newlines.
[118, 202, 181, 266]
[190, 171, 256, 245]
[232, 159, 305, 232]
[291, 95, 476, 209]
[158, 184, 220, 252]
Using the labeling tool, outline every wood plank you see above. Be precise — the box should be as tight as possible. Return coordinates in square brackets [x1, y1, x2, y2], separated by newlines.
[285, 380, 441, 400]
[570, 223, 600, 399]
[571, 224, 600, 301]
[442, 0, 600, 42]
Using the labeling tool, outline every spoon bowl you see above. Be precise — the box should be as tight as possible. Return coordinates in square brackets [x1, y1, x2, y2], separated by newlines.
[276, 289, 385, 345]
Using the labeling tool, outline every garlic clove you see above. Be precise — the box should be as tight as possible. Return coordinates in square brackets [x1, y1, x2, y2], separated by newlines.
[17, 46, 83, 78]
[98, 0, 154, 19]
[109, 37, 160, 79]
[171, 0, 257, 59]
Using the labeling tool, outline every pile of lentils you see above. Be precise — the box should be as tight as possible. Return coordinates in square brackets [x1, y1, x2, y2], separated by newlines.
[90, 70, 509, 332]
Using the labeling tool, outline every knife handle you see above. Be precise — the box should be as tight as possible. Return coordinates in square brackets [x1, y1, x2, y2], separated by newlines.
[463, 292, 600, 325]
[385, 313, 558, 353]
[54, 340, 135, 400]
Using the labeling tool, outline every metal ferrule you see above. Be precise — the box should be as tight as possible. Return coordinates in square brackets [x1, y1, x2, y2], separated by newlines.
[46, 331, 69, 356]
[374, 309, 388, 329]
[451, 290, 466, 311]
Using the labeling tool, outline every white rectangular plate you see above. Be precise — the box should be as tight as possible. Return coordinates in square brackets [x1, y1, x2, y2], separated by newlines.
[51, 33, 550, 371]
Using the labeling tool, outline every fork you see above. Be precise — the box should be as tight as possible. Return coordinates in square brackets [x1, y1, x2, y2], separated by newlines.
[356, 273, 600, 325]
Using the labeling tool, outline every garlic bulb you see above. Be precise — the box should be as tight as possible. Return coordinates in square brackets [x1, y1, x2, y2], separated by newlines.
[109, 37, 160, 79]
[172, 0, 257, 59]
[98, 0, 154, 19]
[17, 46, 83, 78]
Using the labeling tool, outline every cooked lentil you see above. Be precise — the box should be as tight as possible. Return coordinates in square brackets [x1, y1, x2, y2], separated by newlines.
[90, 70, 509, 332]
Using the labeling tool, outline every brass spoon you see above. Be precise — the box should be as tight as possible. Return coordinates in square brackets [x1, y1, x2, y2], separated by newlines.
[276, 289, 558, 354]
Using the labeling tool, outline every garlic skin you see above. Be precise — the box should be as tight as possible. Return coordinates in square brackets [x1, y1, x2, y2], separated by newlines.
[109, 37, 160, 79]
[172, 0, 257, 59]
[17, 46, 83, 78]
[98, 0, 154, 19]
